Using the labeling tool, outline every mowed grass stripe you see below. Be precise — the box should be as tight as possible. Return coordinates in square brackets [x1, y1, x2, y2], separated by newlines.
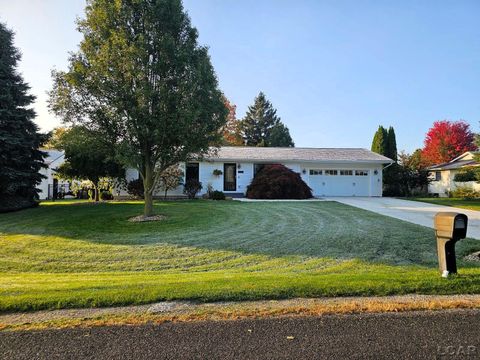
[2, 267, 480, 312]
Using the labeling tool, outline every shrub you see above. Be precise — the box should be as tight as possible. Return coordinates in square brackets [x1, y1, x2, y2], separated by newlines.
[246, 164, 313, 199]
[382, 164, 431, 197]
[77, 189, 90, 199]
[126, 178, 144, 199]
[158, 165, 184, 199]
[211, 190, 226, 200]
[183, 179, 203, 199]
[202, 183, 214, 199]
[0, 195, 38, 213]
[100, 191, 114, 200]
[450, 186, 480, 199]
[453, 168, 478, 182]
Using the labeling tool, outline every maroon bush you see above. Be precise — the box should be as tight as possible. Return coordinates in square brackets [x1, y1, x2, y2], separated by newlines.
[246, 164, 313, 199]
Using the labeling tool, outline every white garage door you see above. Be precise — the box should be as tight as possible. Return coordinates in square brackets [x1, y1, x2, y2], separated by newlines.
[308, 169, 371, 197]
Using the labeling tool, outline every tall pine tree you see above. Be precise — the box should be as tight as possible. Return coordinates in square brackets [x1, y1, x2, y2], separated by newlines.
[371, 126, 388, 156]
[0, 23, 46, 212]
[371, 125, 402, 196]
[240, 92, 294, 147]
[386, 126, 398, 162]
[371, 125, 397, 162]
[269, 123, 294, 147]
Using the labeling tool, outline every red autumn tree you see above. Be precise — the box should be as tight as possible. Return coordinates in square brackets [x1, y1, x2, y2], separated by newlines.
[221, 97, 243, 146]
[422, 120, 477, 166]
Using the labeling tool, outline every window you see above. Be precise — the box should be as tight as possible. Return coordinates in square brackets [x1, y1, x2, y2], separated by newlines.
[325, 170, 338, 176]
[355, 170, 369, 176]
[435, 171, 441, 181]
[340, 170, 353, 176]
[309, 169, 322, 175]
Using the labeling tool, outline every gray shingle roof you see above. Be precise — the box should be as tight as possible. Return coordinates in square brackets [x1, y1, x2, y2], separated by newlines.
[204, 147, 392, 163]
[429, 160, 477, 171]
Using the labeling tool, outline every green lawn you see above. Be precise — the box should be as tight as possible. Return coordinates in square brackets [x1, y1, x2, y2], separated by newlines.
[1, 200, 480, 312]
[407, 197, 480, 211]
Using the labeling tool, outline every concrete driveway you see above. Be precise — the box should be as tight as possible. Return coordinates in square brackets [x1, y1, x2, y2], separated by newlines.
[329, 197, 480, 240]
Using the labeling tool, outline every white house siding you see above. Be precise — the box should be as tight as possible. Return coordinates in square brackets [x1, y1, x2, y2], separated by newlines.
[427, 152, 480, 197]
[117, 161, 384, 198]
[38, 166, 54, 199]
[428, 169, 480, 197]
[37, 149, 67, 200]
[201, 161, 382, 197]
[199, 162, 224, 192]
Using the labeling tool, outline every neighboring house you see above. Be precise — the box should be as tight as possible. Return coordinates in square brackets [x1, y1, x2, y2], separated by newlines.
[120, 147, 393, 198]
[428, 151, 480, 197]
[37, 149, 68, 200]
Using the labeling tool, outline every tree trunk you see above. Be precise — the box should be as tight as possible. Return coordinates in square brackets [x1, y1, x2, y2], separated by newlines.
[143, 161, 154, 217]
[144, 191, 153, 217]
[164, 189, 167, 200]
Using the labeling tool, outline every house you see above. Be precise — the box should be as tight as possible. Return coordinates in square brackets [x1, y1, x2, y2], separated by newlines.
[121, 147, 393, 198]
[37, 149, 68, 200]
[428, 151, 480, 197]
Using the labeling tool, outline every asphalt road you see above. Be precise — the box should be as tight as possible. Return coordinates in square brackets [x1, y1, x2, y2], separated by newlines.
[1, 310, 479, 360]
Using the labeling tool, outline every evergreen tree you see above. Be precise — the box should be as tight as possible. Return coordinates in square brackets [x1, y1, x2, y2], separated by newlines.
[371, 125, 401, 196]
[269, 123, 294, 147]
[371, 126, 388, 156]
[241, 92, 278, 146]
[240, 92, 294, 147]
[386, 126, 398, 162]
[0, 22, 46, 212]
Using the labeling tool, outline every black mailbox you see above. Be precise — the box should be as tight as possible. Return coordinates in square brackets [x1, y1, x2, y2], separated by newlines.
[434, 212, 468, 276]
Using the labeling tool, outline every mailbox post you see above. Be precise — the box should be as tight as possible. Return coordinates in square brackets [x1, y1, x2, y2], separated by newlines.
[434, 212, 468, 277]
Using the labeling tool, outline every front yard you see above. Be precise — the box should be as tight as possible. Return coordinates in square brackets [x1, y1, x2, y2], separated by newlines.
[1, 200, 480, 312]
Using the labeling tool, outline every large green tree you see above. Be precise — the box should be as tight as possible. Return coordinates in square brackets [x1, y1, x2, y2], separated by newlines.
[371, 125, 405, 196]
[386, 126, 397, 162]
[49, 0, 227, 216]
[240, 92, 294, 147]
[371, 125, 397, 161]
[371, 126, 388, 156]
[54, 126, 125, 201]
[0, 22, 46, 212]
[269, 123, 295, 147]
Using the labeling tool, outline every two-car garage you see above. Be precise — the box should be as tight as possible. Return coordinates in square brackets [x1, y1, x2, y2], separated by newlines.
[307, 169, 373, 197]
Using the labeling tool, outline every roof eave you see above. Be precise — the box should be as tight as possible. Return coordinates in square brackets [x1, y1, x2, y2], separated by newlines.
[203, 158, 393, 164]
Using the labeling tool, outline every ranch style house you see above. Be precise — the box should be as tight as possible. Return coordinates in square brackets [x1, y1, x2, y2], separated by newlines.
[122, 146, 393, 198]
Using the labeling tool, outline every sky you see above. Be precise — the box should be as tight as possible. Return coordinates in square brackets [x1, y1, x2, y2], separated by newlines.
[1, 0, 479, 153]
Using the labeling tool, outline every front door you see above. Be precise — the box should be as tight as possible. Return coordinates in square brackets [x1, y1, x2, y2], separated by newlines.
[185, 163, 199, 182]
[224, 163, 236, 191]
